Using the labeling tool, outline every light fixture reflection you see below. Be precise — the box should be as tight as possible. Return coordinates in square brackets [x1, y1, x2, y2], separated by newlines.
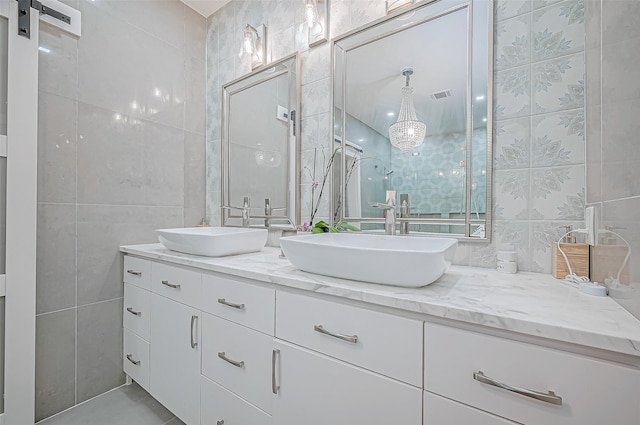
[388, 68, 426, 152]
[255, 149, 282, 167]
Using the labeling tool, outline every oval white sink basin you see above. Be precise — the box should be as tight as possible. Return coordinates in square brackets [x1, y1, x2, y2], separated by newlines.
[156, 227, 268, 257]
[280, 233, 457, 287]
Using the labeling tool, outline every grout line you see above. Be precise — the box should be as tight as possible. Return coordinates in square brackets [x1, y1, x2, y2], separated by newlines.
[36, 306, 76, 317]
[76, 296, 124, 310]
[75, 203, 185, 209]
[35, 384, 128, 425]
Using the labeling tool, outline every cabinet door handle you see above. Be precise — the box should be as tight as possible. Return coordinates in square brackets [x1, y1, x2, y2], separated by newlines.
[272, 349, 280, 394]
[190, 315, 198, 349]
[126, 354, 140, 366]
[217, 351, 245, 368]
[126, 307, 141, 317]
[161, 280, 181, 289]
[126, 270, 142, 276]
[217, 298, 245, 310]
[313, 324, 358, 344]
[473, 371, 563, 406]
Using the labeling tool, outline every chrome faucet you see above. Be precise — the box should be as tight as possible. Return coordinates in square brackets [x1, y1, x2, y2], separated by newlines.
[400, 193, 410, 235]
[222, 196, 251, 227]
[370, 190, 397, 235]
[263, 198, 290, 228]
[264, 198, 271, 228]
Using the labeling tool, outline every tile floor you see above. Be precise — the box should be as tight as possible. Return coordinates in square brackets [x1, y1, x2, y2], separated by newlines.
[37, 383, 185, 425]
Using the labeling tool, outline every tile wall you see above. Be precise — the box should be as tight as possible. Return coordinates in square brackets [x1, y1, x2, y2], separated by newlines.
[205, 0, 586, 273]
[585, 0, 640, 319]
[36, 0, 206, 420]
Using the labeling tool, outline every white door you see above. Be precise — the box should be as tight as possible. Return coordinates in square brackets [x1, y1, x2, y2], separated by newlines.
[272, 340, 422, 425]
[0, 4, 9, 422]
[2, 1, 37, 423]
[150, 294, 201, 425]
[1, 2, 79, 423]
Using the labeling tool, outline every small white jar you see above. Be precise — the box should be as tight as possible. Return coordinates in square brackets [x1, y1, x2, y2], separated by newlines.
[496, 245, 517, 273]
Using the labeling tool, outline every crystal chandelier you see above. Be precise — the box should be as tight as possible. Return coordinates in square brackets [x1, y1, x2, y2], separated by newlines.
[388, 68, 426, 152]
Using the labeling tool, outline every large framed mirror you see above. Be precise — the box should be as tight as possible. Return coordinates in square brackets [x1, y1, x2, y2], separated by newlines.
[221, 53, 300, 228]
[332, 0, 493, 240]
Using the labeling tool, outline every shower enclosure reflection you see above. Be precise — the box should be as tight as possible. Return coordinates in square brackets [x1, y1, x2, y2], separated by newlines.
[332, 0, 492, 239]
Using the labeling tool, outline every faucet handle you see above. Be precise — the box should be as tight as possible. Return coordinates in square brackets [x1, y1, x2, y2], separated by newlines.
[386, 190, 396, 206]
[370, 201, 395, 210]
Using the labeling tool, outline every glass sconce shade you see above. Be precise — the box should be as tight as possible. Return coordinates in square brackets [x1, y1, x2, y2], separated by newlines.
[304, 0, 328, 47]
[239, 24, 267, 70]
[306, 0, 319, 28]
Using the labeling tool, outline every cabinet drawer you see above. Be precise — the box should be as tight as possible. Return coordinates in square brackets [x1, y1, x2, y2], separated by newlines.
[124, 329, 150, 391]
[424, 391, 517, 425]
[276, 291, 422, 387]
[123, 284, 150, 340]
[202, 313, 273, 414]
[424, 322, 640, 425]
[201, 273, 274, 335]
[151, 262, 202, 308]
[201, 376, 271, 425]
[273, 340, 422, 425]
[123, 256, 151, 290]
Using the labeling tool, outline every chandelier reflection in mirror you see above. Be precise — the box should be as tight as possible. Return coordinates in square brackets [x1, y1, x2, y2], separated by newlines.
[388, 68, 426, 152]
[239, 23, 267, 70]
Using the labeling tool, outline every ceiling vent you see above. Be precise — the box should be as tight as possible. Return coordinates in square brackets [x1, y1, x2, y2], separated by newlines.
[430, 90, 452, 100]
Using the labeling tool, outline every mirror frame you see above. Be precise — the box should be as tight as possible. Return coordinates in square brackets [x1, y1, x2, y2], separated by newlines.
[221, 52, 301, 228]
[331, 0, 494, 241]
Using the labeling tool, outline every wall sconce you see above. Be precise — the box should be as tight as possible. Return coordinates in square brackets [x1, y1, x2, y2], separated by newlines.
[239, 23, 267, 70]
[305, 0, 328, 47]
[385, 0, 415, 14]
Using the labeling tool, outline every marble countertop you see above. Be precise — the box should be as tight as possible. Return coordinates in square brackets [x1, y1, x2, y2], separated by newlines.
[121, 243, 640, 358]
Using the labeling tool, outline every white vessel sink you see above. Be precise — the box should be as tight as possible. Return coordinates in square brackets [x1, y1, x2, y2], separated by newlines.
[156, 227, 268, 257]
[280, 233, 457, 287]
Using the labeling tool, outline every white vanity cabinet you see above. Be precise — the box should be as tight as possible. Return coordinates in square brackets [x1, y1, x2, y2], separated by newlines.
[273, 290, 423, 425]
[424, 391, 518, 424]
[200, 273, 275, 425]
[150, 293, 201, 425]
[424, 322, 640, 425]
[122, 257, 203, 425]
[122, 256, 152, 391]
[272, 340, 422, 425]
[121, 251, 640, 425]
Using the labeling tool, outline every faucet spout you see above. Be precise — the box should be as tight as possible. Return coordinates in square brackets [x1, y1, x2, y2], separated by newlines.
[400, 193, 410, 235]
[370, 190, 396, 235]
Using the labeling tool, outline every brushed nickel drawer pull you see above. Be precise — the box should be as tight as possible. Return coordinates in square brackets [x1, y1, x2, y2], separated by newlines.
[272, 349, 280, 394]
[218, 351, 245, 368]
[217, 298, 245, 310]
[473, 371, 563, 406]
[126, 354, 140, 366]
[161, 280, 181, 289]
[190, 315, 198, 349]
[126, 270, 142, 276]
[126, 307, 141, 317]
[314, 324, 358, 344]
